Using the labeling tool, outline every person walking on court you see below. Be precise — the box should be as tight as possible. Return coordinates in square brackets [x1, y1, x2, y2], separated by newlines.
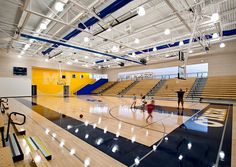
[176, 88, 185, 110]
[131, 94, 137, 108]
[146, 100, 155, 123]
[140, 94, 146, 112]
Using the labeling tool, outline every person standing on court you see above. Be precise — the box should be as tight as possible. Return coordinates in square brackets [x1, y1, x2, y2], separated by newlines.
[176, 88, 185, 110]
[131, 94, 137, 108]
[146, 100, 155, 123]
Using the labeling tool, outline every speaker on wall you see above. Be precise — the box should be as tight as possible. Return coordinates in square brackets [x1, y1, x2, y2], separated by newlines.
[118, 62, 125, 67]
[140, 58, 147, 65]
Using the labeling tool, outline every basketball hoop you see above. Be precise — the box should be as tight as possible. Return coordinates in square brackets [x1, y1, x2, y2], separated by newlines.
[57, 61, 66, 85]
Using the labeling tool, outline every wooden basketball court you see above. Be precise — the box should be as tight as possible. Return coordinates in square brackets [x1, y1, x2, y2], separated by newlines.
[0, 96, 233, 167]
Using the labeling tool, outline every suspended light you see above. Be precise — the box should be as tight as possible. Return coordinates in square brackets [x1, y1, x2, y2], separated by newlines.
[107, 27, 112, 32]
[219, 42, 225, 48]
[134, 38, 140, 44]
[153, 47, 157, 51]
[40, 22, 47, 30]
[24, 44, 30, 50]
[74, 59, 78, 63]
[112, 46, 120, 52]
[66, 61, 72, 65]
[137, 6, 145, 16]
[18, 55, 22, 58]
[104, 59, 107, 62]
[130, 52, 136, 58]
[84, 56, 89, 59]
[146, 56, 149, 61]
[179, 41, 184, 46]
[212, 33, 219, 39]
[189, 50, 193, 53]
[164, 28, 170, 35]
[211, 13, 220, 22]
[93, 62, 96, 65]
[84, 37, 90, 43]
[107, 65, 111, 68]
[54, 2, 64, 12]
[98, 66, 101, 69]
[45, 58, 49, 62]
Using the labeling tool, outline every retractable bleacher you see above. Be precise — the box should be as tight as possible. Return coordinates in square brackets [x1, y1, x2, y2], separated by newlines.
[103, 80, 135, 95]
[201, 76, 236, 100]
[155, 78, 195, 98]
[124, 79, 160, 96]
[92, 81, 116, 94]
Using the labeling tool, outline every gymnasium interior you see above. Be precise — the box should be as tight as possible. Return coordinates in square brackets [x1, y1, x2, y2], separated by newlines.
[0, 0, 236, 167]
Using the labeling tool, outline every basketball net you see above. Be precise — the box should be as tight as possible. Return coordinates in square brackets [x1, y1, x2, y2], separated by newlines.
[57, 62, 66, 85]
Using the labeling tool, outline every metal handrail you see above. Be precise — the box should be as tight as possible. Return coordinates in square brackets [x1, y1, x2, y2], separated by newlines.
[5, 112, 26, 142]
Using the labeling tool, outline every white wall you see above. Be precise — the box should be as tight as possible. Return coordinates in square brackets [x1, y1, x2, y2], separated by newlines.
[104, 40, 236, 81]
[0, 55, 100, 78]
[0, 52, 101, 97]
[0, 77, 31, 97]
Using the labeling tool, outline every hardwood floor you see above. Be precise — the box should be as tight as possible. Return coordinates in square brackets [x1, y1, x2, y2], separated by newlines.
[1, 95, 234, 167]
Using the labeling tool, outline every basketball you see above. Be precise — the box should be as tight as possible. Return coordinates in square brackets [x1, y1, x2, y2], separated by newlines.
[79, 114, 83, 118]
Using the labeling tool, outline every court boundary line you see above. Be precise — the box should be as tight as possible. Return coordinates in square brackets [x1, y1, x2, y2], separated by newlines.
[215, 104, 231, 167]
[128, 104, 207, 167]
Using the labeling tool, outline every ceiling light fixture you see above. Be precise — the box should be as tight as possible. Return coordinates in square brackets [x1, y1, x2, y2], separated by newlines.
[153, 47, 157, 51]
[212, 33, 219, 39]
[220, 42, 225, 48]
[18, 55, 22, 58]
[40, 22, 47, 30]
[134, 38, 140, 44]
[211, 13, 220, 22]
[112, 46, 120, 52]
[84, 37, 90, 43]
[84, 56, 89, 59]
[107, 27, 112, 32]
[66, 61, 72, 65]
[54, 2, 64, 12]
[179, 41, 184, 46]
[164, 29, 170, 35]
[189, 50, 193, 53]
[45, 58, 49, 62]
[137, 6, 145, 16]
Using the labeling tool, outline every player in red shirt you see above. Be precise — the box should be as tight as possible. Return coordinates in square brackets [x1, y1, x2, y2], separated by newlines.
[146, 100, 155, 123]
